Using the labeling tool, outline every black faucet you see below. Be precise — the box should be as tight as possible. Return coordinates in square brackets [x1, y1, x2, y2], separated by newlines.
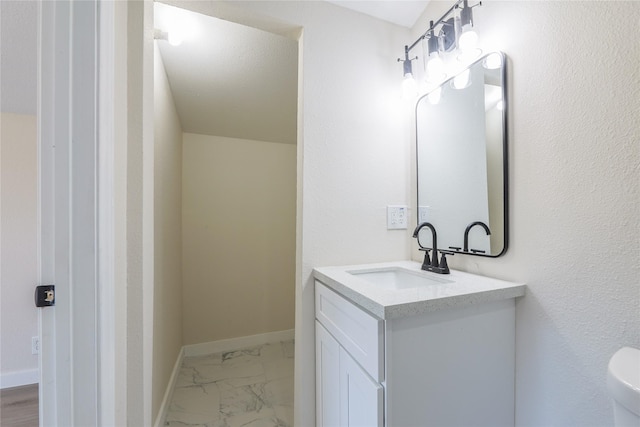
[412, 222, 450, 274]
[463, 221, 491, 253]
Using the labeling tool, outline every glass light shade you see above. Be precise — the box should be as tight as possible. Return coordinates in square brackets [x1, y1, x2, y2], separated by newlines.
[458, 28, 478, 52]
[426, 54, 445, 82]
[402, 73, 418, 99]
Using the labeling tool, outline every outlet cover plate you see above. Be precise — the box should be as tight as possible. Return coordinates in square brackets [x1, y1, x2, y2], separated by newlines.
[32, 336, 39, 355]
[387, 205, 408, 229]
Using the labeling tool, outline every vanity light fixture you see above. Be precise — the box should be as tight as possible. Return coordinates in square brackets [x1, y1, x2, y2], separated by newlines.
[457, 0, 481, 60]
[398, 0, 482, 91]
[400, 45, 419, 99]
[425, 22, 445, 82]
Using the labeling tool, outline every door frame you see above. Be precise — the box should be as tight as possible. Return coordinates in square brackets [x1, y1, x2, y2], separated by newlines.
[38, 1, 152, 425]
[38, 1, 101, 425]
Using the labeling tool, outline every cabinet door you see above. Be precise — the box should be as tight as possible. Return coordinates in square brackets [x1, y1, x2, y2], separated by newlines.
[316, 321, 341, 427]
[340, 347, 383, 427]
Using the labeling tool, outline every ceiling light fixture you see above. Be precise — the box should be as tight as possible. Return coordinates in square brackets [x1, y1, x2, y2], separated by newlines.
[154, 28, 182, 46]
[398, 0, 482, 91]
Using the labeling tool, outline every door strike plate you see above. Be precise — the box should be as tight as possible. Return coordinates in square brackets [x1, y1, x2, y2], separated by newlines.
[35, 285, 55, 307]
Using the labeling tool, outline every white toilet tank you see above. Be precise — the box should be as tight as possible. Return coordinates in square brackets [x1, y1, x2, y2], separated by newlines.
[607, 347, 640, 426]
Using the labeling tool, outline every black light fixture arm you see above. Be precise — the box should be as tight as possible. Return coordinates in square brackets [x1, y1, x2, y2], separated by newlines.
[403, 0, 482, 56]
[398, 45, 418, 75]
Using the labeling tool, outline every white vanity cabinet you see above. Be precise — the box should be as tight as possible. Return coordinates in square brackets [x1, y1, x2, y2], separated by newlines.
[315, 272, 521, 427]
[315, 281, 384, 427]
[316, 322, 383, 427]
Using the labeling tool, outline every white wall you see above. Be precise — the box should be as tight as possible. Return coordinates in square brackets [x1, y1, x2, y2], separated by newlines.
[182, 133, 296, 345]
[414, 2, 640, 425]
[223, 3, 412, 426]
[0, 113, 39, 387]
[124, 1, 156, 424]
[152, 44, 184, 419]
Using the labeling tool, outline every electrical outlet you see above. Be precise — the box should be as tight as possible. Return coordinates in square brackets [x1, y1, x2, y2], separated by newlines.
[32, 336, 39, 355]
[418, 206, 430, 224]
[387, 205, 408, 229]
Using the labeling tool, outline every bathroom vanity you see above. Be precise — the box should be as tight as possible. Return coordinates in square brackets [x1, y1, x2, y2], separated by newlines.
[313, 261, 525, 427]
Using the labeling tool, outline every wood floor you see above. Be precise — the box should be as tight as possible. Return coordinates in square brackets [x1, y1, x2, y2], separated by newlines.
[0, 384, 38, 427]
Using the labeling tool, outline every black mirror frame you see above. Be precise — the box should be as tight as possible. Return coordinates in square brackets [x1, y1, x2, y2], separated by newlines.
[415, 51, 509, 258]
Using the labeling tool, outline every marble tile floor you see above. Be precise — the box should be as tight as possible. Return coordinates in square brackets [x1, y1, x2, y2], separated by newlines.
[165, 339, 294, 427]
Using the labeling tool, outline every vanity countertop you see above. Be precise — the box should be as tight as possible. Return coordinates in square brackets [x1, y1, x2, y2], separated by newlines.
[313, 260, 525, 319]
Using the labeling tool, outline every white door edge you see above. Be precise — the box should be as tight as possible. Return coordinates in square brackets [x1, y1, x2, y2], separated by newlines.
[38, 1, 115, 425]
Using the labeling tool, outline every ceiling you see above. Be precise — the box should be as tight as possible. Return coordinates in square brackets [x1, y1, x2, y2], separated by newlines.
[1, 1, 429, 127]
[326, 1, 429, 28]
[155, 2, 299, 144]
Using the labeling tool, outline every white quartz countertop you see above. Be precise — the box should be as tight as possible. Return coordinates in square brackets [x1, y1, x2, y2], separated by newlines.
[313, 260, 526, 319]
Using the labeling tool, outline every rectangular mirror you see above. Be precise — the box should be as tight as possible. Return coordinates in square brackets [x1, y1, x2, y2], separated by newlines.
[416, 51, 508, 257]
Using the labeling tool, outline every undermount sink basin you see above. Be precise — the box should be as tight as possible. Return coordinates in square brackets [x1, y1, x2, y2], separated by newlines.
[348, 267, 453, 290]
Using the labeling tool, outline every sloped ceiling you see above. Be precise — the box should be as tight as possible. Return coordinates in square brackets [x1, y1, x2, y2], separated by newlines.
[155, 2, 299, 144]
[0, 1, 429, 123]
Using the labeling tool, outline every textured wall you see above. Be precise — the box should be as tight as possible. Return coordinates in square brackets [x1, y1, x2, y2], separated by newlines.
[181, 133, 296, 345]
[152, 45, 184, 419]
[414, 2, 640, 425]
[0, 113, 38, 386]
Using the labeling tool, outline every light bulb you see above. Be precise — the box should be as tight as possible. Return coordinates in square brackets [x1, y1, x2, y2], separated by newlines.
[456, 1, 481, 61]
[496, 100, 504, 111]
[458, 29, 478, 52]
[426, 54, 445, 82]
[167, 31, 184, 46]
[452, 69, 470, 89]
[164, 11, 196, 46]
[402, 73, 418, 99]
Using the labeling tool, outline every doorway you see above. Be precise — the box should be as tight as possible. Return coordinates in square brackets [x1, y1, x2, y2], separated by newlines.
[152, 2, 299, 424]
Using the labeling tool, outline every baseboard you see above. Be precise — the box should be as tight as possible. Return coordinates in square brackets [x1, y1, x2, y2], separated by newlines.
[183, 329, 295, 358]
[0, 369, 39, 389]
[153, 346, 185, 427]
